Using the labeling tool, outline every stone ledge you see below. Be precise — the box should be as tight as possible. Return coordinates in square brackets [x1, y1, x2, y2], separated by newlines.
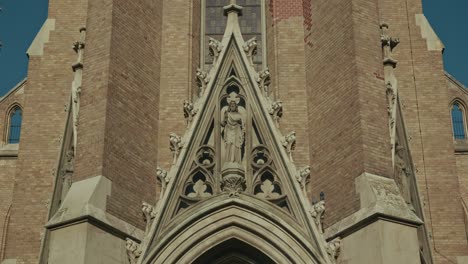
[46, 175, 143, 241]
[325, 173, 422, 240]
[0, 144, 18, 157]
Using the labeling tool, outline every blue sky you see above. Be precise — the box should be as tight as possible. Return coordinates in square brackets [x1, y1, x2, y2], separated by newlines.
[0, 0, 466, 96]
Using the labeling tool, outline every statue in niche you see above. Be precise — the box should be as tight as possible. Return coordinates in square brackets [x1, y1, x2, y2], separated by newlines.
[221, 92, 245, 165]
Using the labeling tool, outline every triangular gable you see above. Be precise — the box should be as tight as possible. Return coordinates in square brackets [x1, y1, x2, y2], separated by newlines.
[136, 3, 333, 264]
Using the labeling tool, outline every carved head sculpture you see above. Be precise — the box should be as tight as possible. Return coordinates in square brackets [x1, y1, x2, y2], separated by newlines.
[227, 92, 240, 112]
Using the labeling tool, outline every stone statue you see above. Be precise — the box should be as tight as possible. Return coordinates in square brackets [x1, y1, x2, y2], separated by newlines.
[125, 238, 142, 264]
[142, 202, 157, 235]
[282, 131, 296, 163]
[169, 133, 182, 165]
[221, 92, 245, 165]
[310, 200, 325, 233]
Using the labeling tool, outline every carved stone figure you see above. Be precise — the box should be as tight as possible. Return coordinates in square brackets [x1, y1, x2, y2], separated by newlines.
[196, 68, 210, 97]
[380, 23, 400, 67]
[142, 202, 157, 234]
[156, 166, 169, 193]
[209, 37, 223, 65]
[297, 166, 311, 195]
[125, 238, 142, 264]
[395, 144, 411, 204]
[282, 131, 296, 163]
[256, 68, 271, 95]
[269, 100, 283, 128]
[221, 92, 245, 165]
[71, 27, 86, 149]
[310, 200, 325, 233]
[169, 133, 182, 165]
[183, 100, 197, 128]
[243, 37, 257, 66]
[326, 237, 342, 264]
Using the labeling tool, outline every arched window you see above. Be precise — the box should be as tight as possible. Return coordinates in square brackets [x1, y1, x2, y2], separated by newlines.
[451, 102, 466, 139]
[8, 106, 22, 144]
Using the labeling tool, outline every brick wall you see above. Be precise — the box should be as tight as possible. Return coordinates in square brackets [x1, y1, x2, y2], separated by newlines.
[74, 0, 163, 229]
[378, 0, 468, 261]
[3, 0, 89, 262]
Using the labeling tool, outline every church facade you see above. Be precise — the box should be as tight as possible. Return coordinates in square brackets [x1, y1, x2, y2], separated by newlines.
[0, 0, 468, 263]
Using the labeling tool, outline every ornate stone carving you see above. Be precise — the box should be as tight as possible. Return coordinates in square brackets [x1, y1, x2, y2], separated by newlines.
[169, 133, 182, 165]
[255, 179, 280, 199]
[395, 144, 411, 204]
[243, 37, 257, 66]
[209, 37, 223, 65]
[142, 202, 157, 234]
[297, 166, 310, 195]
[196, 68, 210, 97]
[221, 166, 246, 196]
[71, 27, 86, 149]
[326, 237, 341, 264]
[187, 179, 212, 198]
[256, 68, 271, 95]
[282, 131, 296, 163]
[156, 166, 169, 192]
[310, 200, 325, 233]
[386, 82, 396, 131]
[183, 100, 197, 128]
[269, 100, 283, 128]
[380, 23, 400, 68]
[60, 148, 75, 201]
[125, 238, 142, 264]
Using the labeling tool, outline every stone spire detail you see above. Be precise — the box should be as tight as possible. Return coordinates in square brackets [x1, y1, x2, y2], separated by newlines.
[71, 27, 86, 152]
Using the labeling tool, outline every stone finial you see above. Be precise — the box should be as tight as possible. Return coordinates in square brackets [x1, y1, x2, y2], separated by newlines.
[243, 37, 257, 66]
[256, 68, 271, 95]
[282, 131, 296, 163]
[169, 133, 182, 165]
[297, 166, 311, 194]
[125, 238, 142, 264]
[209, 38, 223, 65]
[142, 202, 157, 234]
[196, 68, 210, 97]
[183, 100, 197, 128]
[269, 100, 283, 128]
[310, 200, 325, 233]
[326, 237, 342, 264]
[380, 23, 400, 68]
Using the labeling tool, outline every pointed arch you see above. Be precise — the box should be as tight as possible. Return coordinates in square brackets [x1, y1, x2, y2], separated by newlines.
[5, 103, 23, 144]
[144, 195, 326, 264]
[450, 99, 467, 139]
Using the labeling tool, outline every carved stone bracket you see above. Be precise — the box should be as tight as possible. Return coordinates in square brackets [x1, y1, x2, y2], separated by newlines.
[256, 68, 271, 96]
[221, 163, 246, 196]
[310, 200, 325, 233]
[169, 133, 183, 165]
[125, 238, 142, 264]
[183, 100, 197, 128]
[380, 23, 400, 68]
[297, 166, 310, 195]
[243, 37, 257, 66]
[269, 101, 283, 128]
[326, 237, 341, 264]
[196, 68, 210, 97]
[156, 166, 169, 192]
[142, 202, 157, 235]
[282, 131, 296, 163]
[209, 38, 223, 65]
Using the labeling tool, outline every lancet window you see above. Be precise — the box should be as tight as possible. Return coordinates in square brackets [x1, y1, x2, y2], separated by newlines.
[7, 105, 22, 144]
[451, 101, 466, 140]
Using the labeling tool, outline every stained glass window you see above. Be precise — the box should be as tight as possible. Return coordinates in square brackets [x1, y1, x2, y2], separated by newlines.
[205, 0, 263, 70]
[452, 103, 466, 139]
[8, 106, 22, 144]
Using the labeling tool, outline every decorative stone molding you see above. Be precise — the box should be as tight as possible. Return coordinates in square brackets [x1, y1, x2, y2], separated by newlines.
[169, 133, 182, 165]
[310, 200, 325, 233]
[60, 148, 75, 201]
[221, 163, 246, 196]
[256, 68, 271, 96]
[394, 143, 411, 204]
[282, 131, 296, 163]
[196, 68, 210, 97]
[326, 237, 341, 264]
[297, 166, 310, 195]
[183, 100, 197, 128]
[209, 38, 223, 65]
[243, 37, 257, 66]
[71, 27, 87, 150]
[126, 238, 142, 264]
[269, 100, 283, 128]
